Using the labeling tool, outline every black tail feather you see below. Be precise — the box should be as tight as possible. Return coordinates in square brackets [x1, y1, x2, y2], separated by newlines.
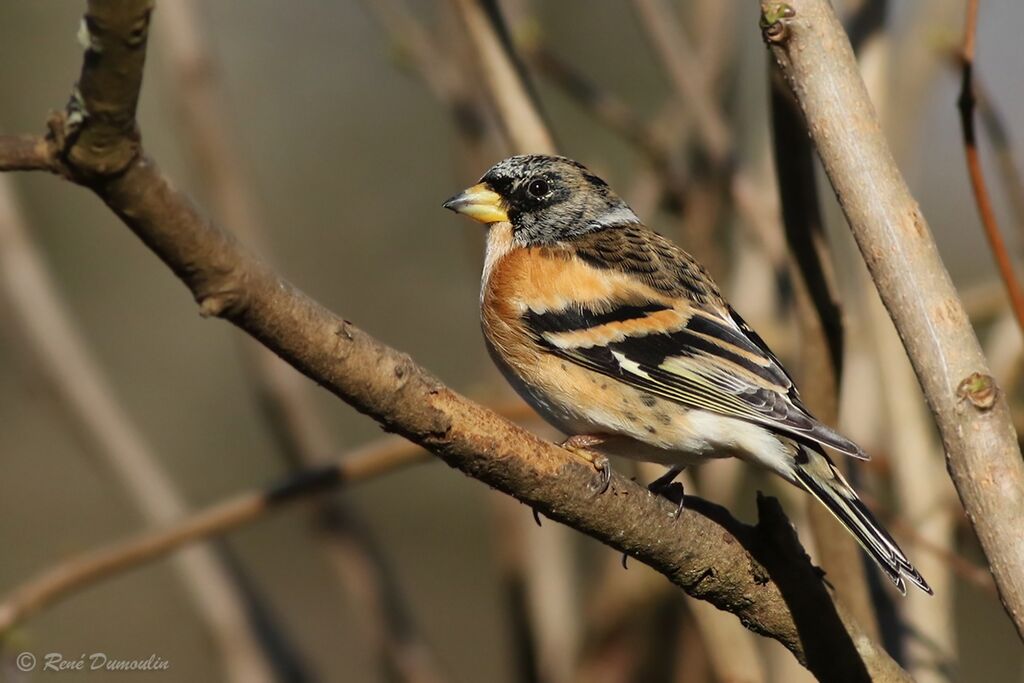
[793, 447, 932, 596]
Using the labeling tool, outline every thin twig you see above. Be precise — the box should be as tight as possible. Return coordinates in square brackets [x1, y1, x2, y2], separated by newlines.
[0, 436, 429, 634]
[673, 471, 767, 683]
[957, 0, 1024, 334]
[526, 44, 689, 211]
[439, 6, 584, 681]
[630, 0, 791, 295]
[972, 77, 1024, 244]
[363, 0, 493, 155]
[631, 0, 730, 163]
[449, 0, 554, 152]
[0, 134, 54, 172]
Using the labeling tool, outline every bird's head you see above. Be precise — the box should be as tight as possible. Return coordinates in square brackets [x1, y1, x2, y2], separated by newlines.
[442, 154, 640, 246]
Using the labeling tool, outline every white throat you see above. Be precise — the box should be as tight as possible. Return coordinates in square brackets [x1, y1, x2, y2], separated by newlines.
[480, 222, 516, 300]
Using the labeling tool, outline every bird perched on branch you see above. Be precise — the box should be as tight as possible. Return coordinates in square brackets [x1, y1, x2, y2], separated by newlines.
[443, 154, 930, 595]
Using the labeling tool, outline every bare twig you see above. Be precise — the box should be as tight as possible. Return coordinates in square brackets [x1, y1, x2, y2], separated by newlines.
[0, 134, 53, 172]
[438, 7, 585, 680]
[372, 4, 580, 678]
[672, 472, 767, 683]
[762, 0, 1024, 639]
[957, 0, 1024, 333]
[972, 77, 1024, 243]
[574, 551, 675, 683]
[527, 46, 680, 181]
[0, 436, 429, 634]
[0, 0, 914, 677]
[449, 0, 553, 152]
[631, 0, 730, 162]
[630, 0, 791, 298]
[362, 0, 495, 161]
[690, 0, 737, 93]
[687, 598, 767, 683]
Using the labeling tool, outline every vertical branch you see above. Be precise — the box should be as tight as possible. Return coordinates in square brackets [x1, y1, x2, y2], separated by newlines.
[762, 0, 1024, 639]
[867, 290, 958, 682]
[672, 473, 768, 683]
[631, 0, 731, 162]
[972, 78, 1024, 243]
[957, 0, 1024, 333]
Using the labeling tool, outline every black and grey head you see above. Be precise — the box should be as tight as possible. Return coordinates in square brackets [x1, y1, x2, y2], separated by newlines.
[442, 155, 641, 245]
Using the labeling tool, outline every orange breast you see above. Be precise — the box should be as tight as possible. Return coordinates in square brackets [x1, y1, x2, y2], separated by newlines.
[482, 244, 674, 385]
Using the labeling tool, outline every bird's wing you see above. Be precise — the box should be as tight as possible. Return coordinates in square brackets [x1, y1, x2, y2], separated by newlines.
[526, 227, 866, 459]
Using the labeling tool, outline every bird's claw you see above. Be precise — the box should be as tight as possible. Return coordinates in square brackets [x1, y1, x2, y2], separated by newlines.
[589, 455, 612, 495]
[647, 466, 685, 520]
[663, 482, 685, 520]
[560, 435, 612, 495]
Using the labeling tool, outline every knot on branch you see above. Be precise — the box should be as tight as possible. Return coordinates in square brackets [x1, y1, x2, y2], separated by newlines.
[46, 91, 143, 181]
[196, 279, 246, 319]
[760, 3, 796, 44]
[956, 372, 998, 411]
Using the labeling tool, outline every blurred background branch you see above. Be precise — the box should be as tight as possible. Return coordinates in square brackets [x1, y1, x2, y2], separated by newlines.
[0, 153, 276, 683]
[153, 2, 444, 680]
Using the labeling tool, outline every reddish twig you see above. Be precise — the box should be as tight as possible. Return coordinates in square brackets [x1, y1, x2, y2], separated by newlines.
[957, 0, 1024, 333]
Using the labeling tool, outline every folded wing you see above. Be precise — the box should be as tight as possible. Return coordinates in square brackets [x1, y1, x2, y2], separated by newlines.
[523, 260, 866, 459]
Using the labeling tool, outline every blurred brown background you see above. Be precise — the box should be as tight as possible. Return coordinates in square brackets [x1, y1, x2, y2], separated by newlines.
[0, 1, 1022, 681]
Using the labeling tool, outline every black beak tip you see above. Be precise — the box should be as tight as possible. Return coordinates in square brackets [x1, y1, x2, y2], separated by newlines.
[441, 193, 461, 212]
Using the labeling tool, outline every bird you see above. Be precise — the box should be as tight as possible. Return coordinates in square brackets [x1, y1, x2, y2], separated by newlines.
[442, 153, 931, 595]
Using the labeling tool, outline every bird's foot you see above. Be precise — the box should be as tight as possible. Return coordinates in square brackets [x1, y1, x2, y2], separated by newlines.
[647, 465, 685, 519]
[559, 434, 612, 494]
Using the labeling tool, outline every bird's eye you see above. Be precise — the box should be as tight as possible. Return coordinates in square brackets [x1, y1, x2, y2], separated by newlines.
[527, 179, 550, 198]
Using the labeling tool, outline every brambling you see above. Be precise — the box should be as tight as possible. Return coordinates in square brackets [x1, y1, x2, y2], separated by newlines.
[443, 154, 930, 595]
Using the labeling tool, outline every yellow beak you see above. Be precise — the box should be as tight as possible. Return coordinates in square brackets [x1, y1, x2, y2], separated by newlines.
[442, 183, 509, 224]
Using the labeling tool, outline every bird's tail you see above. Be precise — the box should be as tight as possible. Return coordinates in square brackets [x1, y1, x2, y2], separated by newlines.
[792, 445, 932, 595]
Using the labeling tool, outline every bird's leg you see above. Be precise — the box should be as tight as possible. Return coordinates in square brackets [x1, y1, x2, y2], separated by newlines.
[559, 434, 612, 494]
[647, 465, 686, 519]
